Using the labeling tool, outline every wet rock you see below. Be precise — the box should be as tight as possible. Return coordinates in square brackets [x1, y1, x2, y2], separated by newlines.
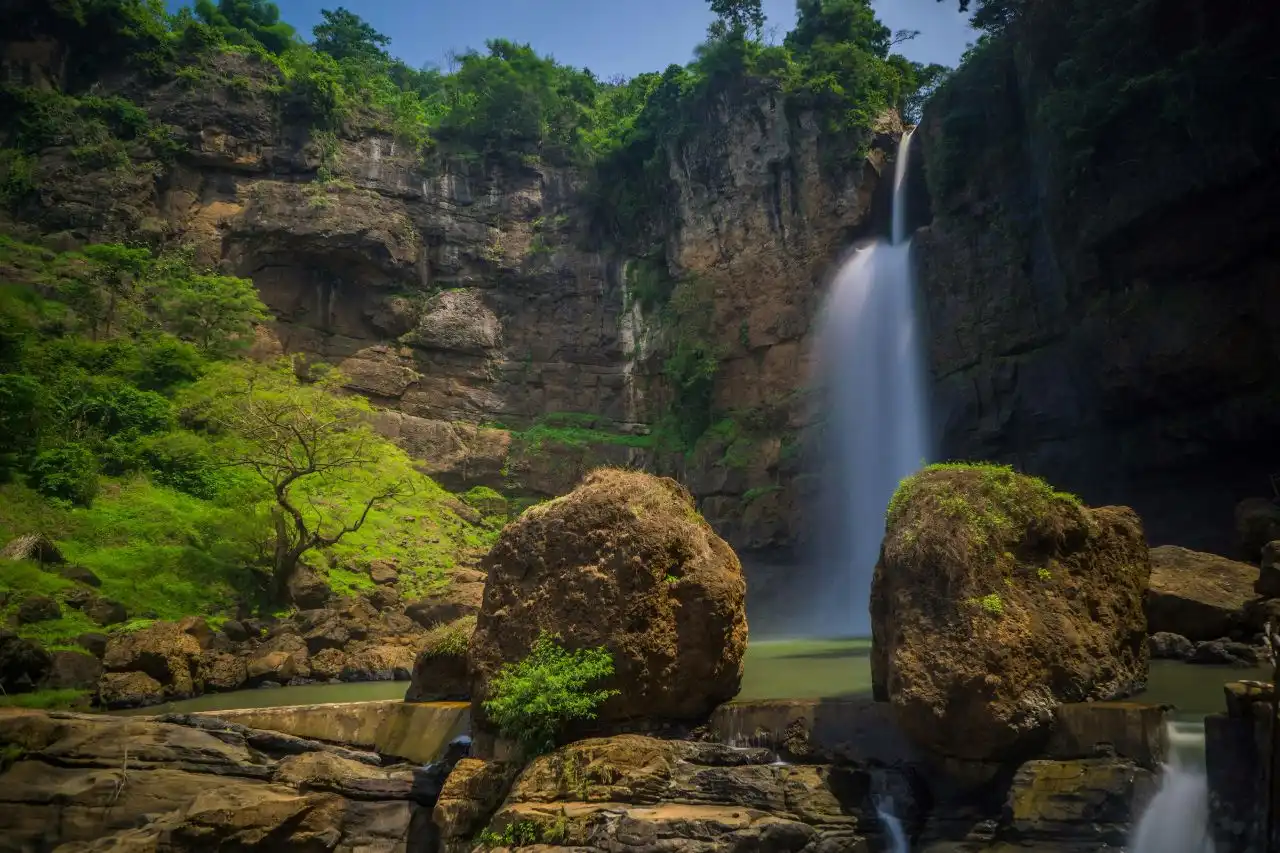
[1189, 639, 1260, 666]
[200, 651, 248, 692]
[470, 469, 747, 731]
[85, 596, 128, 626]
[221, 619, 251, 643]
[1148, 632, 1195, 660]
[16, 594, 60, 624]
[1146, 545, 1255, 641]
[103, 621, 203, 697]
[1257, 540, 1280, 598]
[287, 566, 332, 610]
[1237, 498, 1280, 561]
[0, 631, 51, 692]
[1003, 758, 1157, 846]
[57, 565, 100, 587]
[871, 466, 1149, 762]
[98, 670, 165, 708]
[75, 632, 108, 658]
[40, 650, 102, 691]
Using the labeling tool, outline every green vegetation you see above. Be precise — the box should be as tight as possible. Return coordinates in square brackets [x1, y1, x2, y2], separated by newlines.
[478, 816, 568, 849]
[0, 234, 495, 645]
[507, 413, 653, 453]
[422, 615, 476, 658]
[482, 632, 619, 757]
[972, 592, 1004, 616]
[0, 689, 92, 711]
[886, 462, 1082, 565]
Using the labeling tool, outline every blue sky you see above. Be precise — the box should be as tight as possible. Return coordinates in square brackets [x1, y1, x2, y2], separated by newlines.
[176, 1, 976, 79]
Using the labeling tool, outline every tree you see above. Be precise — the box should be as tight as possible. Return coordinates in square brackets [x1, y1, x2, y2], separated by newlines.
[707, 0, 766, 39]
[312, 7, 390, 64]
[156, 272, 268, 357]
[197, 362, 411, 601]
[59, 243, 151, 341]
[194, 0, 296, 55]
[935, 0, 1024, 32]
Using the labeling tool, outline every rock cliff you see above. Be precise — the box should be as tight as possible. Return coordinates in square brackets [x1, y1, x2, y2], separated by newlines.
[2, 43, 893, 559]
[913, 0, 1280, 552]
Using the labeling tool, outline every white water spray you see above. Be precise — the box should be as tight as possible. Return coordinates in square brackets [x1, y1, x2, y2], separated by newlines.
[810, 131, 930, 636]
[1130, 721, 1216, 853]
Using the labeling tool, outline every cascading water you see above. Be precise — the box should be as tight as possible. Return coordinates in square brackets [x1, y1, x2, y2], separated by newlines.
[1130, 721, 1216, 853]
[807, 131, 931, 637]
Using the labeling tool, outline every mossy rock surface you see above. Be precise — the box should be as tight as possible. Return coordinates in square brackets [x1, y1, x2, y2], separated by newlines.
[469, 468, 747, 731]
[871, 463, 1150, 763]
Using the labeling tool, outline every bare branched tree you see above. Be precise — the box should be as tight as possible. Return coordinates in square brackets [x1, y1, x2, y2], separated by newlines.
[210, 365, 412, 600]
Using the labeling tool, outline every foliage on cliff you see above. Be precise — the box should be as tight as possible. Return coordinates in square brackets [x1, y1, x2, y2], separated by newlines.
[0, 235, 495, 644]
[923, 0, 1279, 215]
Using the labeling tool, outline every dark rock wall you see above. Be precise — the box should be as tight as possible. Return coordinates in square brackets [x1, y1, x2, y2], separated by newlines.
[915, 0, 1280, 552]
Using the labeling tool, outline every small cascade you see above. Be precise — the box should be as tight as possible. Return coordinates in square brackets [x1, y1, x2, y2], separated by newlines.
[1130, 721, 1216, 853]
[810, 130, 931, 636]
[875, 796, 909, 853]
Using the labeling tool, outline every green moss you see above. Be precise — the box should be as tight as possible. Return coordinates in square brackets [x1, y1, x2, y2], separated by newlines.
[887, 462, 1080, 539]
[422, 615, 475, 657]
[0, 688, 91, 710]
[1037, 567, 1053, 581]
[506, 412, 653, 452]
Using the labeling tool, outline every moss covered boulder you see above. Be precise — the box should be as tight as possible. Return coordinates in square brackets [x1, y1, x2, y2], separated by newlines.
[406, 615, 474, 702]
[469, 468, 747, 730]
[871, 464, 1149, 762]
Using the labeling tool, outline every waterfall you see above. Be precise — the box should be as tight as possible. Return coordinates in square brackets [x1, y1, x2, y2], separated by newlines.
[807, 131, 931, 637]
[1130, 721, 1216, 853]
[876, 798, 909, 853]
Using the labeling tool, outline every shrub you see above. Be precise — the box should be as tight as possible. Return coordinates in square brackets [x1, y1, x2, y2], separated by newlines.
[28, 443, 99, 506]
[482, 631, 619, 756]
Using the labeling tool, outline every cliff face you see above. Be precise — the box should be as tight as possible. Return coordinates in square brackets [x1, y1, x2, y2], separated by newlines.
[3, 48, 891, 555]
[914, 0, 1280, 552]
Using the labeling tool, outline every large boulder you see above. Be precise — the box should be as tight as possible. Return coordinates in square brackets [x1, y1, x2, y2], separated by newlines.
[98, 670, 164, 708]
[1257, 540, 1280, 598]
[16, 595, 60, 625]
[871, 464, 1150, 763]
[246, 634, 311, 684]
[469, 469, 748, 730]
[0, 631, 51, 692]
[287, 566, 332, 610]
[40, 650, 102, 691]
[406, 616, 473, 702]
[1146, 546, 1255, 641]
[102, 621, 204, 698]
[1236, 498, 1280, 560]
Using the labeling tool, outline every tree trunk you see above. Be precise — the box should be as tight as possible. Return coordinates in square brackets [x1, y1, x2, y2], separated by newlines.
[272, 509, 295, 603]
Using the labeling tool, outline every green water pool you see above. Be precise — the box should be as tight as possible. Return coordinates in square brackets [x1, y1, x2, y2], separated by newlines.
[125, 636, 1259, 718]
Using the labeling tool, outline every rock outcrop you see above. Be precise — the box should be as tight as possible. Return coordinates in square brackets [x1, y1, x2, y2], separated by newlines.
[406, 616, 473, 703]
[1146, 546, 1257, 641]
[469, 469, 748, 732]
[0, 708, 446, 853]
[871, 464, 1150, 762]
[915, 0, 1280, 556]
